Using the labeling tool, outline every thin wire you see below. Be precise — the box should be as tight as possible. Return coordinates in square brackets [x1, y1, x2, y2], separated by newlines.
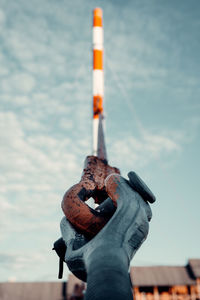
[106, 57, 146, 137]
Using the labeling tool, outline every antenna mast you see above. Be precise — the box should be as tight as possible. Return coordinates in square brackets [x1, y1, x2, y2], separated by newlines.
[92, 8, 106, 160]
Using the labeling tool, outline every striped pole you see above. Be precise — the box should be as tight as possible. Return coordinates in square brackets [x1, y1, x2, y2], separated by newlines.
[93, 7, 104, 156]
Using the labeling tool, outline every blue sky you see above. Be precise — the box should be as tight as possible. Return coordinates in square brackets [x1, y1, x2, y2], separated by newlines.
[0, 0, 200, 282]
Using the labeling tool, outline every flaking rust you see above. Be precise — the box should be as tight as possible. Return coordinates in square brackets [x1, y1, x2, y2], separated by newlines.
[61, 155, 120, 237]
[105, 174, 121, 207]
[82, 156, 120, 202]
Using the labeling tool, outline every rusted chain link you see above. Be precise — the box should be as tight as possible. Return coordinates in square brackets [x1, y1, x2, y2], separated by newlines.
[61, 155, 120, 238]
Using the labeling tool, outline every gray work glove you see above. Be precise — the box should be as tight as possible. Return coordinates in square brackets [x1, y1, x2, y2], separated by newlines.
[60, 172, 155, 300]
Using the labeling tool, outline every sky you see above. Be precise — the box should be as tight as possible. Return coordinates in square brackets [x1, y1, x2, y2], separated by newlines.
[0, 0, 200, 282]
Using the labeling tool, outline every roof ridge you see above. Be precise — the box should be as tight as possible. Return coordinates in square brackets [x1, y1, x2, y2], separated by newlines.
[131, 265, 187, 268]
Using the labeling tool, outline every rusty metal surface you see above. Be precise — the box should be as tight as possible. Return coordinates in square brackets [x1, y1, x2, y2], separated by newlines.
[105, 174, 121, 207]
[61, 155, 120, 237]
[81, 156, 120, 200]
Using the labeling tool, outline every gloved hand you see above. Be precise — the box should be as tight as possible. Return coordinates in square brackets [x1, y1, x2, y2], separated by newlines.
[60, 171, 155, 300]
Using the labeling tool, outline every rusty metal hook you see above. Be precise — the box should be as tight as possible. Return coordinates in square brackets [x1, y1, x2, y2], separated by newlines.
[61, 155, 120, 238]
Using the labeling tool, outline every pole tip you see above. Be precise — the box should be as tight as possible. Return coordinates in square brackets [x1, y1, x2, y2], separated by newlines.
[93, 7, 103, 18]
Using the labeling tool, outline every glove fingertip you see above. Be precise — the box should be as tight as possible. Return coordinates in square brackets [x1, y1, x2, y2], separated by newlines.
[128, 171, 156, 203]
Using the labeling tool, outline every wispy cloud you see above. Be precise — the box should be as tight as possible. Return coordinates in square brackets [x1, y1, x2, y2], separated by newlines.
[1, 73, 36, 93]
[109, 129, 182, 172]
[0, 252, 45, 269]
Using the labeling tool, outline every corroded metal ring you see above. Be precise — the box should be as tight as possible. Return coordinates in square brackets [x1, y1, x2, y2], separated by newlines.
[61, 156, 120, 238]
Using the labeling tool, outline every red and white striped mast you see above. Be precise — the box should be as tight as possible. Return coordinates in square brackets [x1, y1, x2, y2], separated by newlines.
[92, 8, 106, 159]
